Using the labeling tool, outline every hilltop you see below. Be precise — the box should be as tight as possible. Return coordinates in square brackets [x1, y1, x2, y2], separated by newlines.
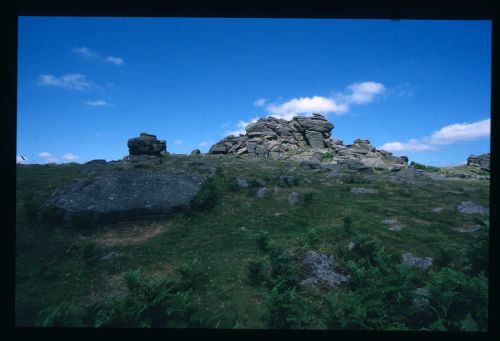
[15, 115, 490, 330]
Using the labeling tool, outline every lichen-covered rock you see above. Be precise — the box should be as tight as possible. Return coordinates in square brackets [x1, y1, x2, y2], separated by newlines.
[300, 251, 349, 291]
[208, 113, 408, 169]
[457, 201, 489, 215]
[467, 153, 490, 172]
[127, 132, 167, 156]
[38, 168, 206, 227]
[401, 252, 433, 270]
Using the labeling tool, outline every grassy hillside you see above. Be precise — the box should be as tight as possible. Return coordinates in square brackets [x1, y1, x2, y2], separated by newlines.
[15, 156, 489, 330]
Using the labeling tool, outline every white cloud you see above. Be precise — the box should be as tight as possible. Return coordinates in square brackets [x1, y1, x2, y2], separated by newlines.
[174, 139, 183, 145]
[37, 73, 92, 91]
[46, 157, 59, 163]
[16, 156, 28, 163]
[225, 117, 259, 136]
[429, 119, 490, 144]
[84, 100, 109, 106]
[62, 153, 79, 161]
[38, 151, 53, 158]
[379, 118, 490, 153]
[254, 98, 267, 107]
[379, 139, 435, 152]
[262, 81, 384, 120]
[73, 46, 100, 59]
[344, 81, 386, 104]
[267, 96, 348, 119]
[73, 46, 124, 65]
[106, 56, 124, 65]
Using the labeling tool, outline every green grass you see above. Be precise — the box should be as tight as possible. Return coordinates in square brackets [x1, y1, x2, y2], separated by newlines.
[15, 156, 489, 329]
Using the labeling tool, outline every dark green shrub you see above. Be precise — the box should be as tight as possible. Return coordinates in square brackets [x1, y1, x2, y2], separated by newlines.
[466, 221, 489, 275]
[80, 239, 97, 263]
[256, 230, 270, 252]
[303, 192, 314, 205]
[266, 282, 311, 329]
[247, 258, 269, 286]
[177, 258, 203, 289]
[343, 216, 353, 234]
[425, 267, 488, 331]
[190, 178, 218, 212]
[306, 228, 321, 245]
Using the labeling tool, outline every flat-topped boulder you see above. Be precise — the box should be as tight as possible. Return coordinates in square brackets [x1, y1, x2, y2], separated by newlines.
[127, 132, 167, 156]
[38, 168, 207, 228]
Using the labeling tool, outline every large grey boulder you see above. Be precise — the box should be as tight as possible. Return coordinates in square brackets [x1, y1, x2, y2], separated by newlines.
[127, 132, 167, 156]
[38, 168, 206, 227]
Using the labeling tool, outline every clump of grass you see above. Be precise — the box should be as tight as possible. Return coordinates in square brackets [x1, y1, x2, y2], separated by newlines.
[303, 192, 314, 205]
[410, 161, 441, 173]
[256, 230, 270, 252]
[247, 258, 269, 286]
[177, 257, 203, 289]
[320, 151, 335, 162]
[190, 177, 218, 212]
[80, 239, 97, 263]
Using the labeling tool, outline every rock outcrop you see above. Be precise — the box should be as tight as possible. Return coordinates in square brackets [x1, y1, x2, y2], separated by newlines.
[467, 153, 490, 172]
[127, 132, 167, 156]
[208, 113, 408, 170]
[38, 168, 206, 227]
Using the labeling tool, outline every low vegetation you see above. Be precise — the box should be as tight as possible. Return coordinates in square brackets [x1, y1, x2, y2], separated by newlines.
[16, 155, 489, 330]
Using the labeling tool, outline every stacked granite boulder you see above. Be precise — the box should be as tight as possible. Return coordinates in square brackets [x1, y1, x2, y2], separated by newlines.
[209, 113, 408, 170]
[127, 132, 167, 156]
[467, 153, 490, 172]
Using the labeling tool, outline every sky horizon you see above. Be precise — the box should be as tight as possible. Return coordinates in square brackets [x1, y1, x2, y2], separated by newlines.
[17, 17, 491, 166]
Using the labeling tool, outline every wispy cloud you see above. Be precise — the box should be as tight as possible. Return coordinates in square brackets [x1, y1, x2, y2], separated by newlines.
[73, 46, 125, 65]
[106, 56, 124, 65]
[225, 117, 259, 136]
[62, 153, 79, 161]
[254, 98, 267, 107]
[38, 152, 59, 163]
[342, 81, 386, 104]
[379, 118, 490, 153]
[37, 73, 92, 91]
[84, 100, 109, 107]
[174, 139, 183, 145]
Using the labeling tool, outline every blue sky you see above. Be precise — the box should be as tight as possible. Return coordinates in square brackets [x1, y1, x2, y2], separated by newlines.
[17, 17, 491, 166]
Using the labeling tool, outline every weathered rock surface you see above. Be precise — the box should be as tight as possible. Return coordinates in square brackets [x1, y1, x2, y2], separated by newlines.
[208, 113, 408, 169]
[127, 132, 167, 156]
[300, 251, 349, 291]
[38, 168, 206, 227]
[350, 187, 379, 194]
[288, 192, 299, 205]
[467, 153, 490, 172]
[457, 201, 489, 215]
[401, 252, 433, 270]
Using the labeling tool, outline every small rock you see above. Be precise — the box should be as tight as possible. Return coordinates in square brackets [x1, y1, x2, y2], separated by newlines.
[272, 186, 280, 195]
[100, 251, 119, 261]
[281, 175, 297, 186]
[257, 187, 268, 197]
[190, 149, 201, 155]
[274, 212, 284, 217]
[288, 192, 299, 205]
[382, 219, 398, 225]
[236, 177, 248, 189]
[463, 187, 480, 192]
[350, 187, 378, 194]
[413, 287, 430, 309]
[401, 252, 433, 270]
[347, 242, 356, 251]
[456, 224, 482, 233]
[457, 201, 489, 215]
[388, 225, 403, 232]
[432, 207, 444, 213]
